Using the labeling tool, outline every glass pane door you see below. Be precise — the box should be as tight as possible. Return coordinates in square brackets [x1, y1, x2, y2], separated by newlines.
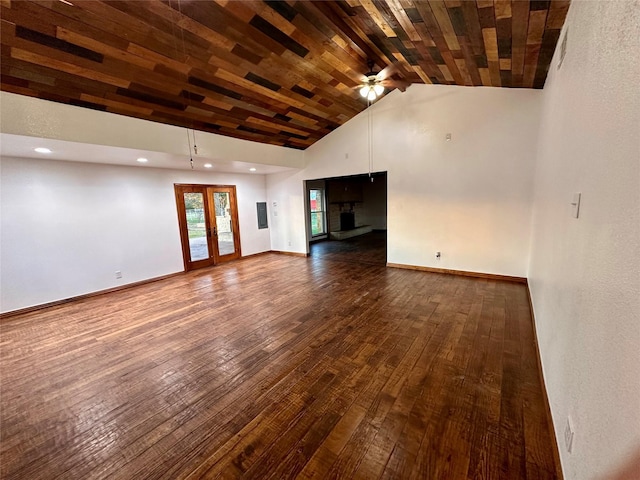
[209, 186, 241, 262]
[176, 184, 242, 270]
[175, 185, 215, 271]
[183, 192, 208, 261]
[213, 192, 235, 256]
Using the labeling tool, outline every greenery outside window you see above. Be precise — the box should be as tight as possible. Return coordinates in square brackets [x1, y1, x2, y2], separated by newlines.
[309, 189, 326, 236]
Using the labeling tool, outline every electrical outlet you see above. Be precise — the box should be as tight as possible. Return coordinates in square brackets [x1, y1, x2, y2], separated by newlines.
[435, 251, 441, 260]
[115, 270, 122, 279]
[564, 416, 575, 453]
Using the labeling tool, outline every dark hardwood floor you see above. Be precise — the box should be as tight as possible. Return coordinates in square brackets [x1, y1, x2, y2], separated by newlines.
[310, 231, 387, 266]
[0, 249, 558, 479]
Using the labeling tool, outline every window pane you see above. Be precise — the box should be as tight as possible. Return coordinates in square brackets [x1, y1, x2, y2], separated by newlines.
[184, 192, 208, 261]
[310, 189, 323, 213]
[311, 212, 325, 236]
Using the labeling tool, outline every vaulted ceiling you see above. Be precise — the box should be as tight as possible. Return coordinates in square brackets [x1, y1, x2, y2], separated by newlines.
[0, 0, 569, 150]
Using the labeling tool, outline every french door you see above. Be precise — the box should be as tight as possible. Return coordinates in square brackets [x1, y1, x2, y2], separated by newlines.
[175, 184, 241, 271]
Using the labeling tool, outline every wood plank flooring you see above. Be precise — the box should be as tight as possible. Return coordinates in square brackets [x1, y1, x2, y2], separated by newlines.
[0, 249, 558, 479]
[310, 231, 387, 266]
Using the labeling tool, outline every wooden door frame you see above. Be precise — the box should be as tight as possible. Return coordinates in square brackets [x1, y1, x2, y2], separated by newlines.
[174, 184, 242, 272]
[207, 185, 242, 263]
[174, 184, 215, 272]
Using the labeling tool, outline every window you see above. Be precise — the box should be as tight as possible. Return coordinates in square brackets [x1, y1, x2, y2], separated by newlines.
[309, 188, 326, 236]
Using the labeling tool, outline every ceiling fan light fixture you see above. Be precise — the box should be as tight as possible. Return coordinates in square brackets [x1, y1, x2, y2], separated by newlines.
[359, 77, 384, 101]
[360, 84, 381, 101]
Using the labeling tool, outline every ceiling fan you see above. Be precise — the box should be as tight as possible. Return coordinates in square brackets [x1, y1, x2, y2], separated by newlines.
[358, 60, 412, 101]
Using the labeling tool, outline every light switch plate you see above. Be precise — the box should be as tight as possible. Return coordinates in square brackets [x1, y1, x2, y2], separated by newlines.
[571, 192, 581, 218]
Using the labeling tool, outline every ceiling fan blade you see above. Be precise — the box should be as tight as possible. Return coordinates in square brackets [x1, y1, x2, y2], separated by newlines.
[376, 63, 397, 81]
[380, 78, 411, 92]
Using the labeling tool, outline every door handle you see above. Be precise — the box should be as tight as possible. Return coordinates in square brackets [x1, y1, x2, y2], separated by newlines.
[213, 226, 217, 236]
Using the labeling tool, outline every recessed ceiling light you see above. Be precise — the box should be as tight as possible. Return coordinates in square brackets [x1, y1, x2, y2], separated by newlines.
[34, 147, 52, 154]
[204, 163, 213, 168]
[136, 157, 148, 163]
[249, 167, 257, 172]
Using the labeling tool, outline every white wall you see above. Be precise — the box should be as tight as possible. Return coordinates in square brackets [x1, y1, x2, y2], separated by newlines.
[528, 1, 640, 479]
[269, 84, 542, 276]
[0, 156, 271, 313]
[267, 169, 307, 253]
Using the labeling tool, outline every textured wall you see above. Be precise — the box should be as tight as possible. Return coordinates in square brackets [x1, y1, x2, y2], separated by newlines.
[528, 1, 640, 478]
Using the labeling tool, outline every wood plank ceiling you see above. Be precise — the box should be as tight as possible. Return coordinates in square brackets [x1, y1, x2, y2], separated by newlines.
[0, 0, 570, 150]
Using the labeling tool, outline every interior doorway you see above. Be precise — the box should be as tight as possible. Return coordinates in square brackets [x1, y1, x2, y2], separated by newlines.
[306, 172, 387, 265]
[174, 184, 241, 271]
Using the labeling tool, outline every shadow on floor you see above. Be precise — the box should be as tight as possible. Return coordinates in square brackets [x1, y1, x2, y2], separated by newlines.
[310, 231, 387, 266]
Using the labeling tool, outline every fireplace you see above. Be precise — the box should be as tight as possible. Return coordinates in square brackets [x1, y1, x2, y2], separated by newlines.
[340, 211, 355, 231]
